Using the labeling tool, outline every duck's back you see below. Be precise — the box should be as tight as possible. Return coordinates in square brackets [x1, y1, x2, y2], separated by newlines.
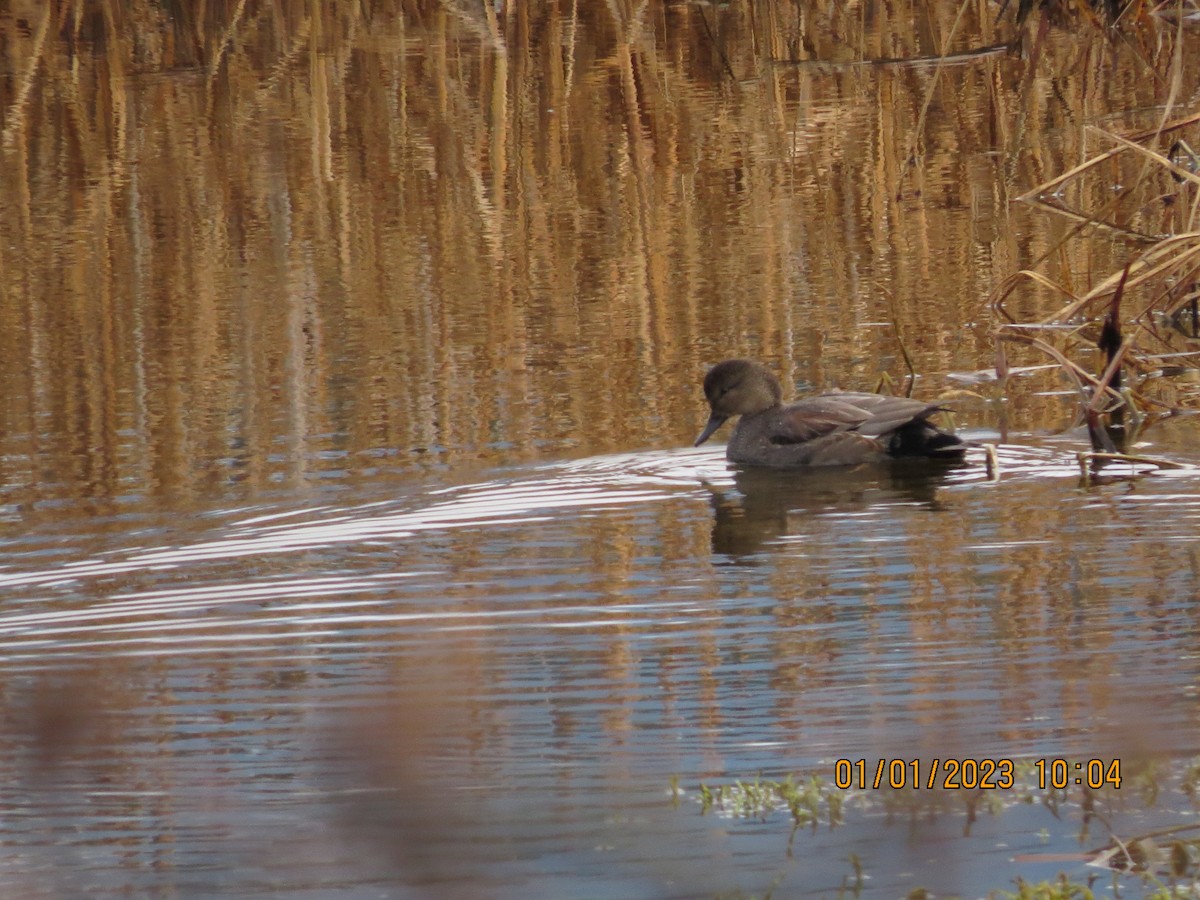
[726, 391, 965, 468]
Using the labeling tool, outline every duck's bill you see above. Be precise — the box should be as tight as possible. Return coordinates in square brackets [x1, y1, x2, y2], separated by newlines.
[693, 413, 728, 447]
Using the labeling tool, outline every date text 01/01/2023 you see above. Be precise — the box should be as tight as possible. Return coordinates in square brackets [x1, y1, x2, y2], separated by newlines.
[833, 758, 1122, 791]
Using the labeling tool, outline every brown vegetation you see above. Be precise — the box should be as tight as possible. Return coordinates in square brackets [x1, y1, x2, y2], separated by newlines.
[0, 2, 1198, 506]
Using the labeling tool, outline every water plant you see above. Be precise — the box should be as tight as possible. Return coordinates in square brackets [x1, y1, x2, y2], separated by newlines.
[681, 755, 1200, 897]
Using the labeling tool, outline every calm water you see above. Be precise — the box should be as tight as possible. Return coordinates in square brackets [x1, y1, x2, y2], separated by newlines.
[3, 2, 1200, 897]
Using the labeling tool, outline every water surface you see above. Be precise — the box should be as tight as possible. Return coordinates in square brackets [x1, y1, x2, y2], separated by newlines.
[3, 2, 1200, 896]
[4, 436, 1200, 896]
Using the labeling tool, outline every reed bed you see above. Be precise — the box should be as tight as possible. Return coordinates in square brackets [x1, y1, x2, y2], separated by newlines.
[0, 1, 1198, 500]
[993, 101, 1200, 464]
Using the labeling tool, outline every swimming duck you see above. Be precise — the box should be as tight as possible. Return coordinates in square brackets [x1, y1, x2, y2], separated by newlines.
[694, 359, 966, 467]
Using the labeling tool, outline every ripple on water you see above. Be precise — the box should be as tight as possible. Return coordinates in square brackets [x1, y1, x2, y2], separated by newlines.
[2, 444, 1200, 895]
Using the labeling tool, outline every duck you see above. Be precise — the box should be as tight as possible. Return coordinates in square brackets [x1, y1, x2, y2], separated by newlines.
[694, 359, 966, 467]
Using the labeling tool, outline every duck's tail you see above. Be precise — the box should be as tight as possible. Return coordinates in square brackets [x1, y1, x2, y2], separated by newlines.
[887, 419, 968, 459]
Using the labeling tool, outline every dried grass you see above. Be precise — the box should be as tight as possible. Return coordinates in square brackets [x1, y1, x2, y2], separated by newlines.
[992, 5, 1200, 464]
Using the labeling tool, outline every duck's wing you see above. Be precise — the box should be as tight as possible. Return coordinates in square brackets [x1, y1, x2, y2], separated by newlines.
[825, 392, 946, 437]
[769, 392, 940, 444]
[768, 396, 873, 443]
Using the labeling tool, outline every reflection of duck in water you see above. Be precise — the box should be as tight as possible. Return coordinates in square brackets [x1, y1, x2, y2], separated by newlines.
[708, 464, 962, 559]
[694, 359, 966, 467]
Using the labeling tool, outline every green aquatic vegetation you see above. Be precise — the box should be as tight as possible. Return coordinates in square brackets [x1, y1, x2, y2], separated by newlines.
[993, 874, 1096, 899]
[696, 774, 845, 830]
[684, 755, 1200, 898]
[841, 854, 863, 897]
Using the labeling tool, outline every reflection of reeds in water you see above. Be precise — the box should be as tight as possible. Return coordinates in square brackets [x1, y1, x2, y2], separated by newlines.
[1, 3, 1199, 504]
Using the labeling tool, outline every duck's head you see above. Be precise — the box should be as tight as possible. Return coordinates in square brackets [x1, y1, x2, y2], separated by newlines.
[694, 359, 783, 446]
